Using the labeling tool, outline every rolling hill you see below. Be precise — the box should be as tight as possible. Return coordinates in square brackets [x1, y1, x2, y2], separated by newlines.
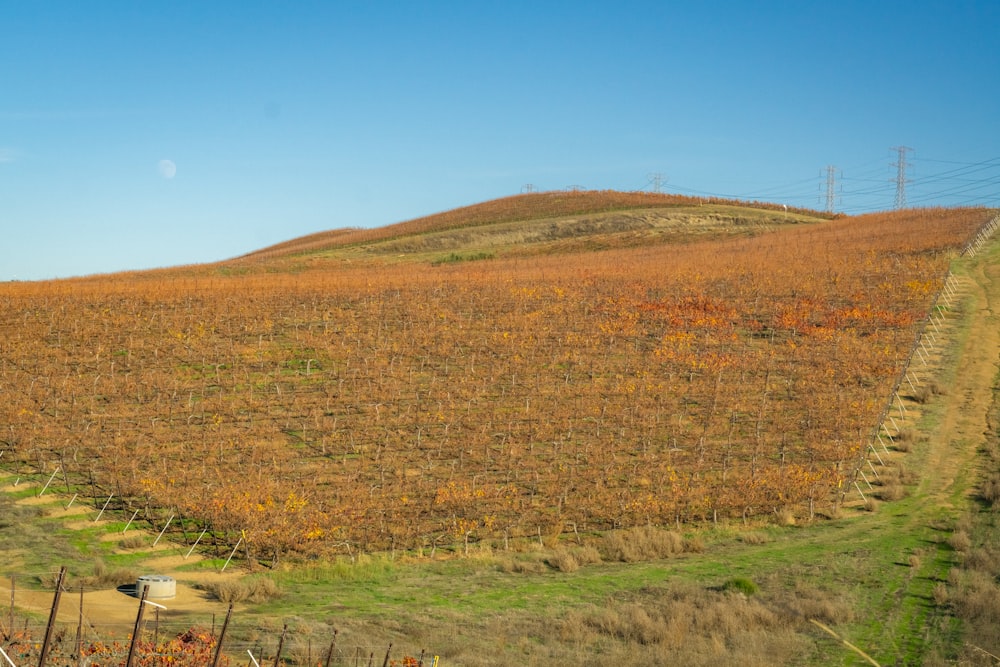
[0, 192, 999, 665]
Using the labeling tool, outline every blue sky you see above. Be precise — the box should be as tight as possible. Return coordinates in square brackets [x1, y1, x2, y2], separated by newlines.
[2, 1, 999, 281]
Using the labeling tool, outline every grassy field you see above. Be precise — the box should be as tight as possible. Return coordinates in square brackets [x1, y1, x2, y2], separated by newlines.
[1, 202, 998, 666]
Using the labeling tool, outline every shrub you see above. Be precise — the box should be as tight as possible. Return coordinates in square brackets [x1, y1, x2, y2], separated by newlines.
[947, 530, 972, 553]
[572, 545, 603, 566]
[546, 549, 580, 573]
[202, 576, 282, 604]
[876, 482, 906, 501]
[774, 507, 796, 526]
[932, 582, 949, 605]
[912, 385, 934, 404]
[981, 473, 1000, 505]
[722, 577, 758, 596]
[118, 534, 147, 550]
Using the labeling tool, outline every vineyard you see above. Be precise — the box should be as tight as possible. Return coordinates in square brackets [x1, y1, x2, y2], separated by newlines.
[0, 195, 993, 565]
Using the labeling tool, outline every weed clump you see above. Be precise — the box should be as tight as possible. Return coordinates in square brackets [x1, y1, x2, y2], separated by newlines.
[876, 481, 907, 501]
[201, 575, 282, 604]
[947, 529, 972, 553]
[118, 534, 147, 550]
[740, 531, 772, 545]
[546, 549, 580, 573]
[599, 526, 688, 563]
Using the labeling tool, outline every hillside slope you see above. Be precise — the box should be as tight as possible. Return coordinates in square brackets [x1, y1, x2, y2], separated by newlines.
[0, 206, 991, 562]
[229, 190, 830, 269]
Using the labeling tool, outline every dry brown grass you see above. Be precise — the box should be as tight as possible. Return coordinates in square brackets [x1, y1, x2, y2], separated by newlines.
[117, 533, 147, 550]
[981, 472, 1000, 505]
[599, 526, 687, 562]
[554, 579, 839, 666]
[496, 556, 548, 575]
[545, 549, 580, 573]
[38, 559, 138, 591]
[774, 507, 797, 526]
[200, 575, 282, 604]
[740, 531, 772, 545]
[947, 529, 972, 553]
[876, 481, 907, 501]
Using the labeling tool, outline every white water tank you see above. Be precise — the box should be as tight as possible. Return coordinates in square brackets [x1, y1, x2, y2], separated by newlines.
[136, 574, 176, 599]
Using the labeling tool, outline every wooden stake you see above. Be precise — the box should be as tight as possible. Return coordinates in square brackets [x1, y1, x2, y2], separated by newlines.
[211, 604, 233, 667]
[125, 586, 149, 667]
[75, 584, 83, 667]
[8, 575, 14, 641]
[38, 566, 66, 667]
[272, 624, 288, 667]
[324, 630, 338, 667]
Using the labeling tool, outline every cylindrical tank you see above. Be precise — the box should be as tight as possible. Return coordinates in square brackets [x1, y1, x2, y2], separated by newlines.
[135, 574, 176, 599]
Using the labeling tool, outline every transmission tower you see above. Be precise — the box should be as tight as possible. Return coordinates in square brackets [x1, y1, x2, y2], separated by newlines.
[823, 165, 839, 213]
[891, 146, 913, 209]
[647, 172, 665, 193]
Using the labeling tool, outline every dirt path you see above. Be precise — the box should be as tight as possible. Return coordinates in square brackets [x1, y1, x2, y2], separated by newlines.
[913, 255, 1000, 510]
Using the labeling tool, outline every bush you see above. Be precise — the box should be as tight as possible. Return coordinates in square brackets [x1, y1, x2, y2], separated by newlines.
[774, 507, 796, 526]
[572, 545, 603, 566]
[118, 534, 147, 550]
[546, 549, 580, 573]
[981, 473, 1000, 505]
[876, 482, 906, 501]
[201, 575, 282, 604]
[947, 530, 972, 553]
[722, 577, 758, 596]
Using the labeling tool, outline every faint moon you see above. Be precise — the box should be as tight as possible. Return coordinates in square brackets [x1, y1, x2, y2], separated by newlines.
[158, 159, 177, 179]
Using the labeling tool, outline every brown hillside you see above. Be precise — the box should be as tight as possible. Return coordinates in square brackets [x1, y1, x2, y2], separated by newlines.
[234, 189, 831, 263]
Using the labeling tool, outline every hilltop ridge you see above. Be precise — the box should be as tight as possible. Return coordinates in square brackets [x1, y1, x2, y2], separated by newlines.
[230, 189, 832, 269]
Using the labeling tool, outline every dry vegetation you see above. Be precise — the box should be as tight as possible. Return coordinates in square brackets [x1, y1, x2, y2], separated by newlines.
[234, 189, 832, 262]
[947, 372, 1000, 664]
[0, 197, 991, 568]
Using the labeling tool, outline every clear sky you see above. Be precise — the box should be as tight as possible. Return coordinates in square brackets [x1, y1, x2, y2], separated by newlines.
[2, 1, 999, 281]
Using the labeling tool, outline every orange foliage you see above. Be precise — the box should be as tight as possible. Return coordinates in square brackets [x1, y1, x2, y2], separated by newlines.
[0, 206, 989, 556]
